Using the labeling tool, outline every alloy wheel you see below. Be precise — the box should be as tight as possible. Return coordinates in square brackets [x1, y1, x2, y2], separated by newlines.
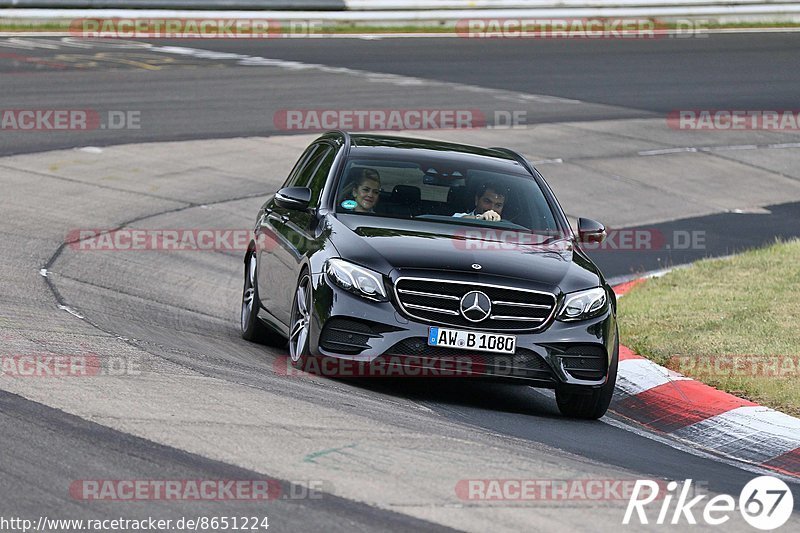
[289, 275, 312, 362]
[241, 254, 257, 333]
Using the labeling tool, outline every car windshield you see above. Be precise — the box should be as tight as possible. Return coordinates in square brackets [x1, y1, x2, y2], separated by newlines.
[335, 156, 561, 237]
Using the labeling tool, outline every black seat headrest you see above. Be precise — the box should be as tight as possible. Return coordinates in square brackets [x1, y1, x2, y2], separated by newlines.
[447, 186, 472, 213]
[391, 185, 421, 205]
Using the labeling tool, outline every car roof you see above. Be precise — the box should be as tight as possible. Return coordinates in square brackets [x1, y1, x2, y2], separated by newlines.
[318, 130, 532, 175]
[318, 131, 532, 175]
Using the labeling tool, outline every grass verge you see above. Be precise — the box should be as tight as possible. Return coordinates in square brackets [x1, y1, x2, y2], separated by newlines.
[618, 239, 800, 415]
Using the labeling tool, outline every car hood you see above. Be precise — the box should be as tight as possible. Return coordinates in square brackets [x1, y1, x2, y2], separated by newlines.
[329, 215, 603, 293]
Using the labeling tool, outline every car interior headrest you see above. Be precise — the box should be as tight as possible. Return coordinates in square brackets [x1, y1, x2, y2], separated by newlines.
[447, 186, 472, 212]
[391, 185, 421, 205]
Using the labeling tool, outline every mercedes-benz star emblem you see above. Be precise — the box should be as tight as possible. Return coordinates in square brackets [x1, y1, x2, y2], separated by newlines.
[471, 263, 482, 270]
[460, 291, 492, 322]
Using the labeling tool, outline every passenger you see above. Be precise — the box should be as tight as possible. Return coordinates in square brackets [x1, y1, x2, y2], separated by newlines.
[453, 182, 506, 221]
[343, 168, 381, 213]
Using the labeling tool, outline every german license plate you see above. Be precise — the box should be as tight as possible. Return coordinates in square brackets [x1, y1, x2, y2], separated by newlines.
[428, 327, 516, 354]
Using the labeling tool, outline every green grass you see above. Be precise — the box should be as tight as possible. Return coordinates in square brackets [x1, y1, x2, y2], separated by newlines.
[0, 22, 70, 32]
[619, 239, 800, 415]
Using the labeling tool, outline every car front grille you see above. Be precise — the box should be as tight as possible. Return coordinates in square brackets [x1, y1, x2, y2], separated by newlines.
[393, 277, 557, 331]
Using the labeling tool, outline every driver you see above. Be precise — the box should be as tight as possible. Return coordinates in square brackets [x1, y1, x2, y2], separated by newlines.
[453, 182, 506, 221]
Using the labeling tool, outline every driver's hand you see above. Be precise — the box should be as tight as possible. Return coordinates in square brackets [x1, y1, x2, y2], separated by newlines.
[478, 210, 501, 221]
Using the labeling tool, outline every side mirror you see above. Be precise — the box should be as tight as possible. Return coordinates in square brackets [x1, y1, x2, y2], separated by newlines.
[275, 187, 312, 211]
[578, 218, 606, 244]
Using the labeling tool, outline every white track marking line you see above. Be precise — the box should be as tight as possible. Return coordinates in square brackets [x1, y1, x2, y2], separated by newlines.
[639, 143, 800, 156]
[638, 147, 698, 156]
[57, 305, 84, 319]
[134, 42, 585, 106]
[0, 36, 584, 105]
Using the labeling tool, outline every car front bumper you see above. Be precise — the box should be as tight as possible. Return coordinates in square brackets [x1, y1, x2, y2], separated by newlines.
[307, 272, 617, 388]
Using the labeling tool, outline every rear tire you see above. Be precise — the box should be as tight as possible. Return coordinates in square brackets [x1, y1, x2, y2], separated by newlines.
[241, 251, 274, 343]
[555, 341, 618, 420]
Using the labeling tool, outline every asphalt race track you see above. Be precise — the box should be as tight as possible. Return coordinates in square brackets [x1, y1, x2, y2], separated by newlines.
[1, 34, 799, 531]
[2, 33, 800, 156]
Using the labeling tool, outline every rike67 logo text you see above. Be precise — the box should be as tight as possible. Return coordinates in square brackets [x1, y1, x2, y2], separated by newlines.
[624, 477, 793, 530]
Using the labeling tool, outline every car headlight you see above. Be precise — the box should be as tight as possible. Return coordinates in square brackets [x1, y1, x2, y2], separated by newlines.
[325, 258, 388, 301]
[557, 287, 608, 321]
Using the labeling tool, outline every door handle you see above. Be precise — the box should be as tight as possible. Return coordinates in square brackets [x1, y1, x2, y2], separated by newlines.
[280, 214, 290, 223]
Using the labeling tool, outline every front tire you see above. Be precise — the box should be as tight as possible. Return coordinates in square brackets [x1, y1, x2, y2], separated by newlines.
[555, 342, 618, 420]
[289, 272, 313, 368]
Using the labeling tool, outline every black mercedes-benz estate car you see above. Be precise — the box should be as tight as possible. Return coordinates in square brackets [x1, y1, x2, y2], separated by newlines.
[241, 131, 618, 419]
